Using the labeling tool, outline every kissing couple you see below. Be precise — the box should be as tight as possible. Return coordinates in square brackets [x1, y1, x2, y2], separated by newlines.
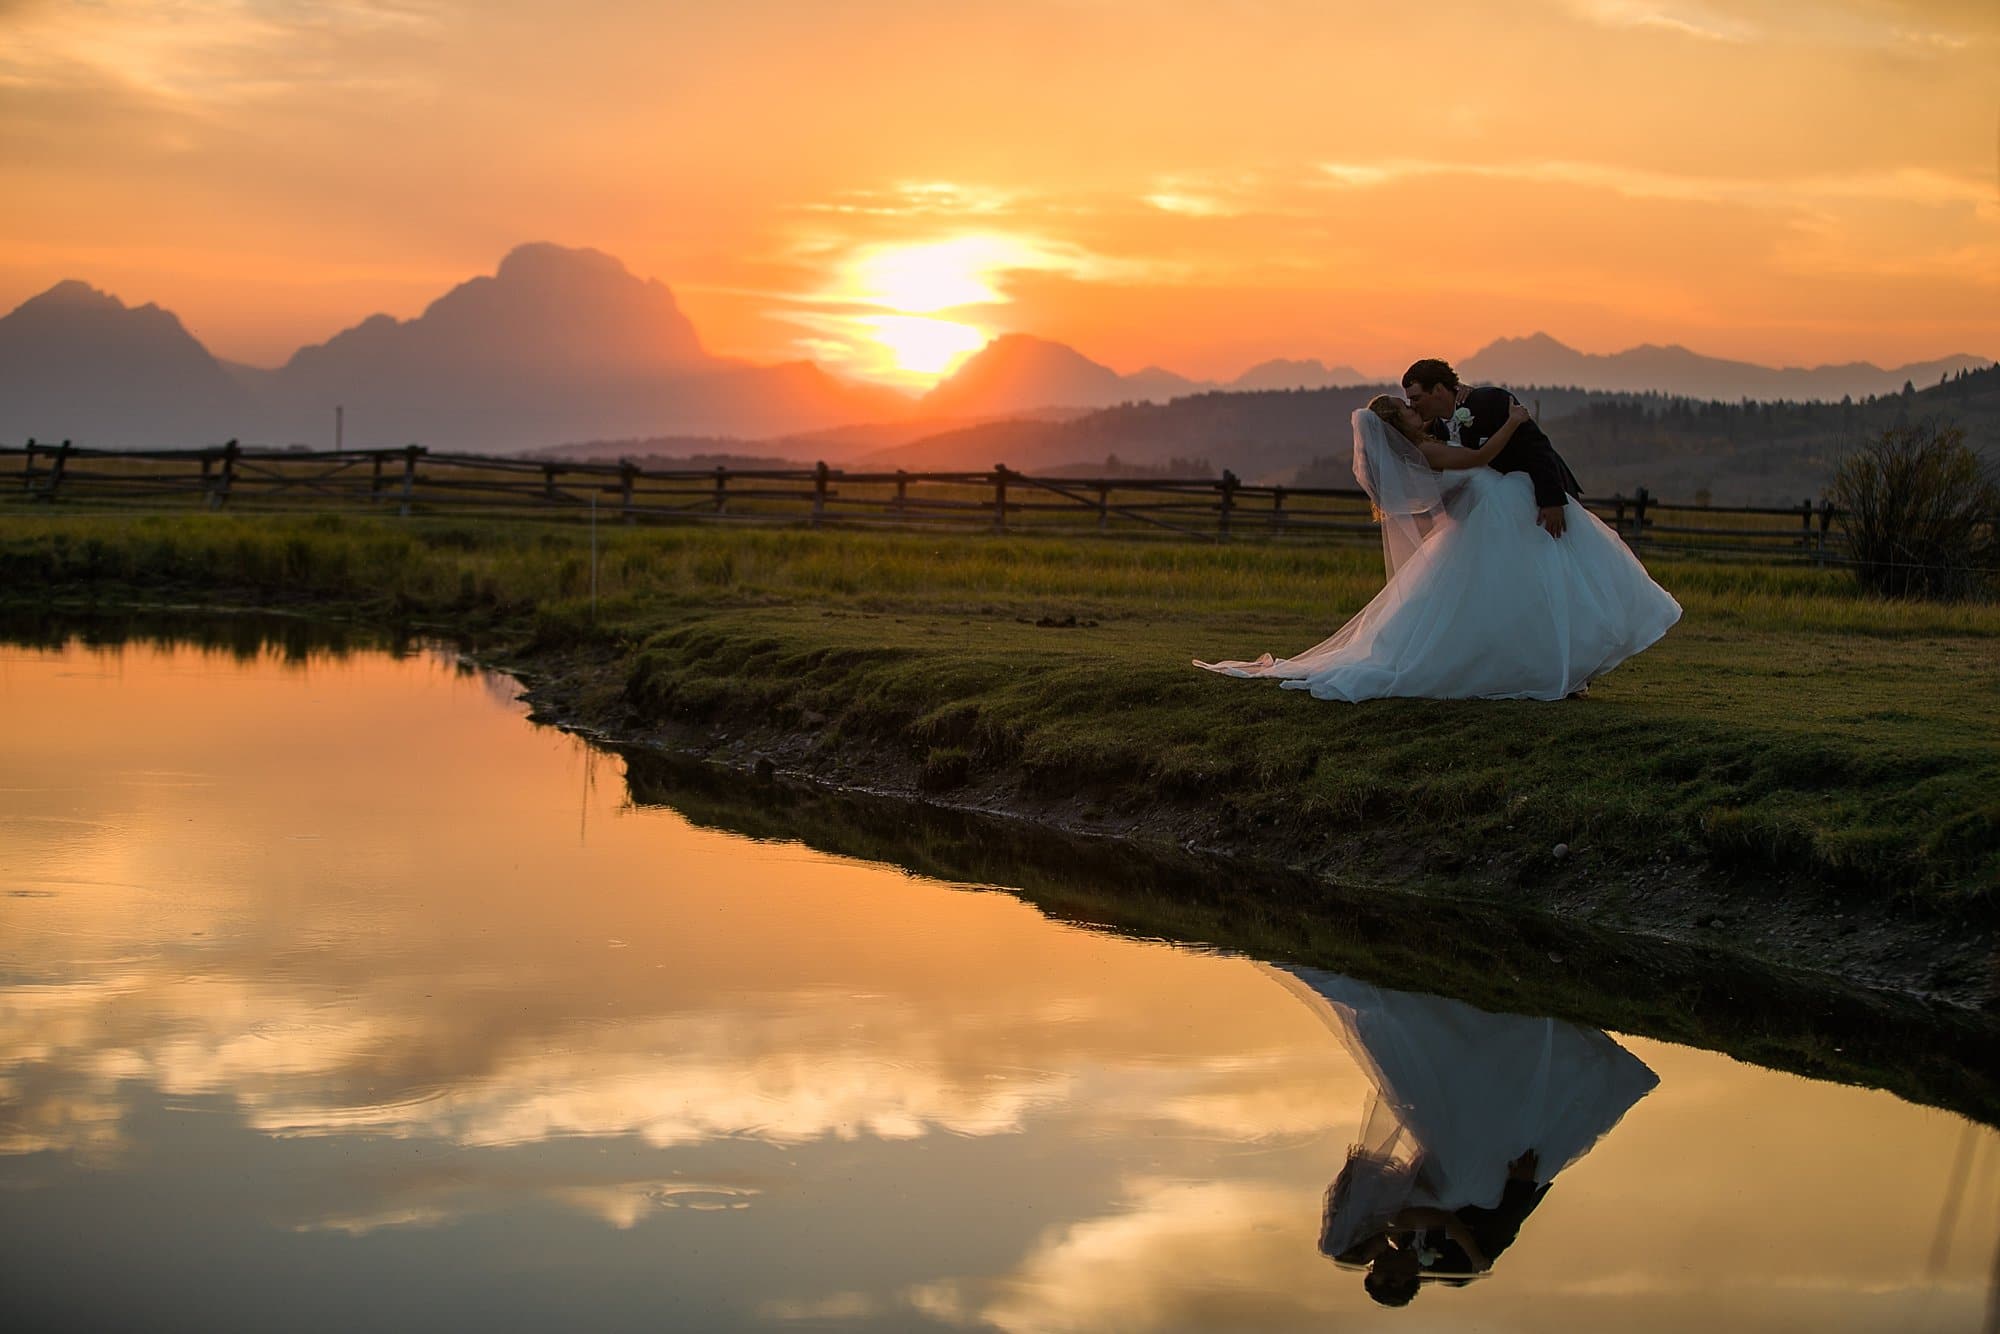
[1195, 359, 1680, 701]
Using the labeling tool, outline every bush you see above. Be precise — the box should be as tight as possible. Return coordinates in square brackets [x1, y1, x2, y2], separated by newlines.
[1830, 421, 1998, 599]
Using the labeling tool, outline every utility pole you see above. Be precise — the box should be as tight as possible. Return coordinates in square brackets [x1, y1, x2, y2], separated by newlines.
[335, 404, 344, 450]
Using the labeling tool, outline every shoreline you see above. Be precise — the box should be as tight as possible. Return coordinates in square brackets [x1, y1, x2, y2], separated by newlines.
[5, 590, 1989, 1013]
[500, 641, 1994, 1015]
[501, 653, 1998, 1128]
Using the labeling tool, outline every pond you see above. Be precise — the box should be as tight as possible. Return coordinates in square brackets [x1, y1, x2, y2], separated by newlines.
[1, 635, 1994, 1332]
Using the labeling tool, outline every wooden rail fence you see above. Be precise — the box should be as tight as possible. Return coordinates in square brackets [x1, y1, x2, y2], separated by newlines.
[4, 438, 1870, 561]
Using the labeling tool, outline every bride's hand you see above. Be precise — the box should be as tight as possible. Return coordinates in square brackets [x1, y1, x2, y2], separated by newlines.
[1507, 402, 1532, 427]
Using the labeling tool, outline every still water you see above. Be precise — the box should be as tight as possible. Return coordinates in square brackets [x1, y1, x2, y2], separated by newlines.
[1, 638, 1994, 1333]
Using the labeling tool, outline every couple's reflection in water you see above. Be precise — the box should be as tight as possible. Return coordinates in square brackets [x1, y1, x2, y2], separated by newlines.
[1261, 965, 1658, 1308]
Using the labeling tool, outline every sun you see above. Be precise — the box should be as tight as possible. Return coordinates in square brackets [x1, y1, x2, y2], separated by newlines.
[831, 235, 1071, 377]
[852, 243, 1002, 314]
[864, 314, 986, 375]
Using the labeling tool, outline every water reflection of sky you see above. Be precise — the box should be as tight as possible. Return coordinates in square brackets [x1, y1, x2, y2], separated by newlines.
[1, 640, 1994, 1332]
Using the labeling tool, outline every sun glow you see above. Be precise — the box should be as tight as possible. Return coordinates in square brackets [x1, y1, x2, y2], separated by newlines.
[784, 230, 1128, 381]
[850, 240, 1007, 313]
[862, 315, 986, 375]
[830, 235, 1076, 377]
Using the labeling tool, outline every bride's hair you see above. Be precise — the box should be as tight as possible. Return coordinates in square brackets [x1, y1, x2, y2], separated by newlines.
[1366, 394, 1424, 445]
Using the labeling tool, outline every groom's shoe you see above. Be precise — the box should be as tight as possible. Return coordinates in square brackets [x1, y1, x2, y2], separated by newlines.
[1565, 684, 1591, 700]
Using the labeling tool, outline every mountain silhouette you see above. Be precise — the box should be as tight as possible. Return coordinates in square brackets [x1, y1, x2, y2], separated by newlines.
[918, 336, 1374, 417]
[7, 258, 1987, 453]
[0, 246, 911, 450]
[0, 281, 251, 446]
[1462, 333, 1987, 402]
[281, 242, 709, 389]
[1228, 358, 1373, 391]
[918, 335, 1139, 416]
[264, 244, 906, 448]
[862, 385, 1397, 476]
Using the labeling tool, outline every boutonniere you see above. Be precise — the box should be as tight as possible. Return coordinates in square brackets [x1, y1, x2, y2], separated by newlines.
[1450, 407, 1474, 429]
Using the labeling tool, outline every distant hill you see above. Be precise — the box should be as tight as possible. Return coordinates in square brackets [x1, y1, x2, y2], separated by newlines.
[0, 280, 252, 446]
[1292, 366, 2000, 505]
[909, 327, 1987, 420]
[862, 385, 1400, 478]
[0, 245, 912, 450]
[918, 335, 1172, 417]
[534, 439, 802, 471]
[1229, 357, 1372, 392]
[1462, 333, 1988, 404]
[865, 365, 1998, 505]
[916, 334, 1373, 417]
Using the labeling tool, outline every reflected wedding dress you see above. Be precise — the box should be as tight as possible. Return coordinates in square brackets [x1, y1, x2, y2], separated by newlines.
[1260, 965, 1659, 1262]
[1195, 410, 1681, 701]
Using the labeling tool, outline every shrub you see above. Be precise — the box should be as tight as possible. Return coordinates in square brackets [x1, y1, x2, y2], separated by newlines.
[1830, 421, 1998, 599]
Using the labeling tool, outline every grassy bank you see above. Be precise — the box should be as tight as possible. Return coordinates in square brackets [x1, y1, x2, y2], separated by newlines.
[3, 510, 1994, 971]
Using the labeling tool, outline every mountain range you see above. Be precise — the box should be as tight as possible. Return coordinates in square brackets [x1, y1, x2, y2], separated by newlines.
[0, 241, 1988, 452]
[1461, 332, 1986, 403]
[1, 245, 908, 451]
[916, 335, 1371, 417]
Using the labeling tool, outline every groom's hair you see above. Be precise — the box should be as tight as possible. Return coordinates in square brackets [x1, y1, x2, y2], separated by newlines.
[1402, 359, 1459, 391]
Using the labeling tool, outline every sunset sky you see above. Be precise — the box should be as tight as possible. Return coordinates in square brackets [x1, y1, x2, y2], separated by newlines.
[1, 0, 1994, 387]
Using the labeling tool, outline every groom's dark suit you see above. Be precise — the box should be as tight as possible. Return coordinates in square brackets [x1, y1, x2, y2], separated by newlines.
[1428, 386, 1582, 509]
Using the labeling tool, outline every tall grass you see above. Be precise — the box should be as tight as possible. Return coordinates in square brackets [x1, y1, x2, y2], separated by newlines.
[6, 509, 1995, 633]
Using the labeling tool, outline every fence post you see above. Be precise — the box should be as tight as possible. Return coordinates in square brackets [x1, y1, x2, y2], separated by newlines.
[399, 444, 420, 517]
[893, 469, 907, 513]
[1816, 499, 1834, 562]
[544, 464, 559, 503]
[1631, 486, 1650, 543]
[1799, 498, 1814, 551]
[1096, 482, 1109, 531]
[812, 461, 828, 528]
[1272, 485, 1287, 532]
[1218, 469, 1238, 540]
[46, 440, 72, 502]
[370, 452, 386, 504]
[714, 465, 728, 515]
[209, 440, 240, 509]
[21, 438, 37, 493]
[1612, 494, 1627, 539]
[993, 464, 1009, 533]
[619, 461, 638, 523]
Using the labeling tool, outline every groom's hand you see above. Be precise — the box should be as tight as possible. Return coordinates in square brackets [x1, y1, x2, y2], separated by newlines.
[1537, 505, 1567, 538]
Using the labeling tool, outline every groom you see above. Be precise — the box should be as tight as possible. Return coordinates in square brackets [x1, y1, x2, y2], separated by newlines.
[1403, 359, 1582, 538]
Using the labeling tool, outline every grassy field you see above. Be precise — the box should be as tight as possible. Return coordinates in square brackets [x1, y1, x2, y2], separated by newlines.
[3, 509, 1995, 920]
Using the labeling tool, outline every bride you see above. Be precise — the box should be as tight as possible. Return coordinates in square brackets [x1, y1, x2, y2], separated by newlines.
[1194, 396, 1681, 701]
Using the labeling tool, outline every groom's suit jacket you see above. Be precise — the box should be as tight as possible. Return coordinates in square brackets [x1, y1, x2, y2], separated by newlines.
[1429, 386, 1582, 509]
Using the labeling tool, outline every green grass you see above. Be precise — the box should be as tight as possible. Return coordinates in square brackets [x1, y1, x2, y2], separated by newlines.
[4, 509, 1996, 909]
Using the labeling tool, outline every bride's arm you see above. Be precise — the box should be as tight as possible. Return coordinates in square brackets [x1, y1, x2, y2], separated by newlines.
[1417, 403, 1534, 471]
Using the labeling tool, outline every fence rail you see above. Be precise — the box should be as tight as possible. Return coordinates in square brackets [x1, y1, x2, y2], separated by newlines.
[0, 438, 1896, 561]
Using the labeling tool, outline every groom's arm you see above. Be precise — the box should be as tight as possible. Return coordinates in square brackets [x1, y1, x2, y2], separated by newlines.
[1468, 388, 1571, 511]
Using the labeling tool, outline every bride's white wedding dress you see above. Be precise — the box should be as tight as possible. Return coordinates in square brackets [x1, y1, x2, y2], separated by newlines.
[1256, 965, 1658, 1261]
[1195, 411, 1680, 701]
